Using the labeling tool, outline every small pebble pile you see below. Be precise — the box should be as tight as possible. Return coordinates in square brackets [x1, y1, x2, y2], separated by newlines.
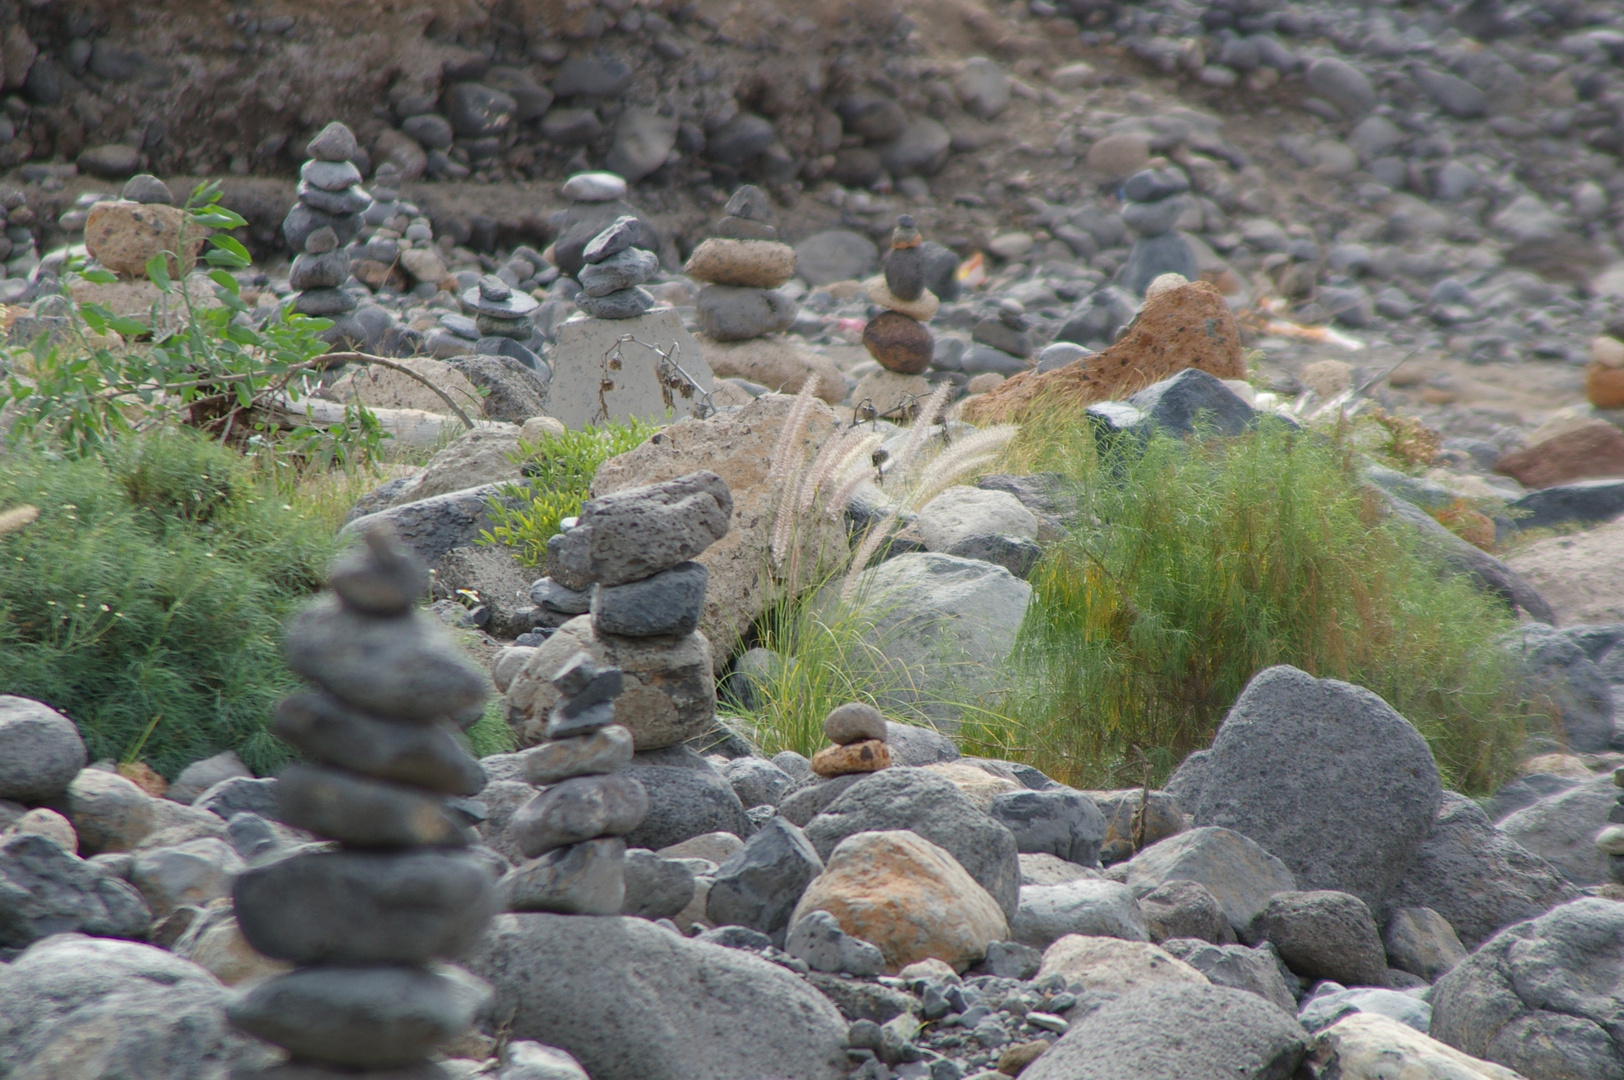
[226, 525, 497, 1074]
[501, 653, 646, 914]
[1116, 166, 1198, 297]
[575, 214, 660, 320]
[351, 161, 450, 299]
[462, 273, 541, 345]
[863, 214, 939, 376]
[685, 184, 799, 342]
[282, 122, 366, 322]
[810, 701, 892, 779]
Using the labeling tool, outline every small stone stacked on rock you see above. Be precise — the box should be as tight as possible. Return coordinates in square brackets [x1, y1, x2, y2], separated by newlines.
[576, 215, 659, 320]
[226, 525, 497, 1075]
[463, 273, 541, 340]
[685, 185, 798, 341]
[1117, 166, 1199, 296]
[1594, 766, 1624, 882]
[810, 702, 892, 778]
[863, 215, 939, 376]
[501, 653, 647, 914]
[283, 123, 367, 324]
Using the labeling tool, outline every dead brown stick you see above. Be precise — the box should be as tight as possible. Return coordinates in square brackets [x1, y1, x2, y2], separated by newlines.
[321, 352, 478, 430]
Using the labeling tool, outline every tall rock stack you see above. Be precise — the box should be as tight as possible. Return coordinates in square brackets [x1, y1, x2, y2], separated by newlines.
[503, 472, 732, 755]
[685, 185, 798, 343]
[226, 526, 498, 1075]
[501, 653, 645, 914]
[1117, 167, 1198, 297]
[862, 214, 939, 377]
[283, 123, 368, 331]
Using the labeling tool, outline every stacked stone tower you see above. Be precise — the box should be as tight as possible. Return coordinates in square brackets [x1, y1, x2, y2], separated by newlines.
[685, 185, 798, 342]
[863, 215, 939, 377]
[227, 526, 497, 1074]
[282, 122, 367, 324]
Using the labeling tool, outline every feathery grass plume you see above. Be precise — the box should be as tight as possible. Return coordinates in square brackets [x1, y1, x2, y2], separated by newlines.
[881, 381, 951, 484]
[821, 434, 885, 521]
[767, 376, 820, 572]
[0, 504, 40, 536]
[907, 425, 1019, 508]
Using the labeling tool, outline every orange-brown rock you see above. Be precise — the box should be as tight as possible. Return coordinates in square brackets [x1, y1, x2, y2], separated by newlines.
[811, 739, 891, 777]
[118, 761, 169, 798]
[84, 200, 206, 279]
[1495, 419, 1624, 489]
[790, 829, 1008, 972]
[1589, 362, 1624, 410]
[863, 311, 934, 375]
[963, 280, 1245, 424]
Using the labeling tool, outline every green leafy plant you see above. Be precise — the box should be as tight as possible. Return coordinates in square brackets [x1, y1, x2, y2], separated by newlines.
[0, 427, 341, 777]
[960, 414, 1522, 794]
[0, 180, 383, 471]
[480, 417, 660, 567]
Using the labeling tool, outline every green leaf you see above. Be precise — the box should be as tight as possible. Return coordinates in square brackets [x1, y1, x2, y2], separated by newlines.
[209, 235, 252, 264]
[79, 269, 118, 285]
[216, 290, 250, 314]
[145, 254, 172, 292]
[190, 209, 248, 230]
[106, 316, 152, 337]
[224, 324, 260, 346]
[207, 269, 242, 294]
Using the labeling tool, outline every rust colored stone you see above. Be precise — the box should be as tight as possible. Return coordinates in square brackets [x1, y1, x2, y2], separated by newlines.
[811, 739, 891, 778]
[862, 310, 933, 375]
[964, 280, 1245, 424]
[1588, 362, 1624, 410]
[1496, 420, 1624, 489]
[84, 200, 205, 279]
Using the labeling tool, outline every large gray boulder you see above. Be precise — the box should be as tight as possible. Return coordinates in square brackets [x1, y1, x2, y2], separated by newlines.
[1123, 826, 1297, 936]
[1186, 666, 1443, 915]
[343, 482, 510, 571]
[1388, 792, 1577, 950]
[0, 696, 87, 802]
[833, 553, 1031, 721]
[1012, 878, 1148, 949]
[706, 816, 823, 938]
[1159, 939, 1297, 1013]
[0, 832, 151, 948]
[622, 749, 751, 851]
[1431, 899, 1624, 1079]
[801, 767, 1021, 922]
[0, 933, 271, 1078]
[989, 787, 1108, 867]
[1021, 982, 1309, 1080]
[467, 913, 848, 1080]
[1497, 774, 1618, 887]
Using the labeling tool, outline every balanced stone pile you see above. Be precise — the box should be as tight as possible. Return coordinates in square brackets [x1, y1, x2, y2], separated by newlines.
[282, 122, 367, 323]
[862, 214, 939, 376]
[810, 701, 892, 778]
[1117, 166, 1199, 297]
[352, 161, 452, 300]
[684, 185, 798, 342]
[502, 471, 732, 754]
[226, 525, 497, 1075]
[462, 273, 540, 345]
[576, 215, 659, 320]
[501, 653, 646, 914]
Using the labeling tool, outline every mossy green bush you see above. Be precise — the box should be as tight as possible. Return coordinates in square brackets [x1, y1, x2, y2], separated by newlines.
[958, 414, 1522, 794]
[0, 428, 340, 777]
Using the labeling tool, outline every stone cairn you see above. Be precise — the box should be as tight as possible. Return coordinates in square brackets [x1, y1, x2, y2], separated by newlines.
[461, 273, 541, 350]
[684, 184, 798, 342]
[226, 525, 498, 1075]
[351, 161, 452, 300]
[1597, 766, 1624, 880]
[1117, 166, 1198, 297]
[500, 653, 645, 914]
[810, 701, 892, 779]
[501, 471, 734, 909]
[283, 122, 367, 323]
[575, 214, 660, 320]
[863, 215, 939, 377]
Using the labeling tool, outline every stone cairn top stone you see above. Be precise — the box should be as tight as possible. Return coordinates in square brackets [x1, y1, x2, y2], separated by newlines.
[225, 524, 497, 1074]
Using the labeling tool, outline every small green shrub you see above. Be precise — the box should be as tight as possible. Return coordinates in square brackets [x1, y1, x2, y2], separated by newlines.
[481, 417, 660, 567]
[0, 428, 340, 777]
[960, 415, 1522, 794]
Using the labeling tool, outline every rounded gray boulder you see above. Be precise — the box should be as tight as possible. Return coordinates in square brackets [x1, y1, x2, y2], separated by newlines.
[0, 696, 87, 802]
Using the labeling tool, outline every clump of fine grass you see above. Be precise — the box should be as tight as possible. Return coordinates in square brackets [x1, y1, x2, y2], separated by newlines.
[960, 409, 1522, 794]
[0, 427, 343, 777]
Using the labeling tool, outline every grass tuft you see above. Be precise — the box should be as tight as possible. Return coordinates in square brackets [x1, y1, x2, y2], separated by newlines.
[960, 413, 1522, 793]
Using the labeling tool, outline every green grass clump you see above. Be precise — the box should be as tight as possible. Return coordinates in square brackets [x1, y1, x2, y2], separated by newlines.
[0, 428, 340, 777]
[959, 414, 1522, 794]
[481, 417, 659, 567]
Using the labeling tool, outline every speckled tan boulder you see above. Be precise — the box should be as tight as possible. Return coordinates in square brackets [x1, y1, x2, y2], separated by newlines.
[684, 238, 796, 289]
[865, 277, 939, 322]
[810, 740, 890, 778]
[790, 829, 1008, 973]
[85, 200, 205, 278]
[965, 279, 1245, 423]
